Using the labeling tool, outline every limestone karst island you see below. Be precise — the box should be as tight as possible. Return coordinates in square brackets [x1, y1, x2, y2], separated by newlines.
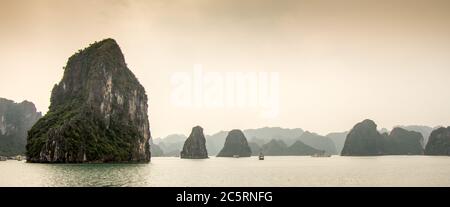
[0, 39, 449, 188]
[2, 0, 450, 194]
[1, 39, 449, 167]
[180, 126, 208, 159]
[26, 39, 151, 163]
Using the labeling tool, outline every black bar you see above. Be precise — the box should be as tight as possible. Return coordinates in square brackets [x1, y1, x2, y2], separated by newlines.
[1, 187, 448, 206]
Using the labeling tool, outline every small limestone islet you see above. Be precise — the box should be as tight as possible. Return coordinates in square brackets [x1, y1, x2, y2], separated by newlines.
[216, 129, 252, 157]
[180, 126, 208, 159]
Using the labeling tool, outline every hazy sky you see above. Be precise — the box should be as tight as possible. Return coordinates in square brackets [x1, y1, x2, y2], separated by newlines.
[1, 0, 450, 138]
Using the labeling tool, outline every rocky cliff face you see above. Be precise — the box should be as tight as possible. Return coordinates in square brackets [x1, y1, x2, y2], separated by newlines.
[341, 119, 386, 156]
[217, 129, 252, 157]
[385, 127, 424, 155]
[180, 126, 208, 159]
[398, 125, 434, 146]
[0, 98, 42, 156]
[342, 119, 427, 156]
[425, 127, 450, 155]
[26, 38, 151, 163]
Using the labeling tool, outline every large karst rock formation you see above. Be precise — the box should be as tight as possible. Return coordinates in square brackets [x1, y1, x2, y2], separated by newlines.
[342, 119, 425, 156]
[26, 39, 151, 163]
[425, 127, 450, 155]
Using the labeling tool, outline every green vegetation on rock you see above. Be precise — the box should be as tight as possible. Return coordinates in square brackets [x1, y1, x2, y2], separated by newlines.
[26, 39, 151, 163]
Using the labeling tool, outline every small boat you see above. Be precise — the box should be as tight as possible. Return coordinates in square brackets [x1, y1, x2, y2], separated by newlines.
[0, 156, 7, 161]
[258, 152, 264, 160]
[233, 155, 240, 158]
[16, 155, 22, 161]
[311, 151, 331, 157]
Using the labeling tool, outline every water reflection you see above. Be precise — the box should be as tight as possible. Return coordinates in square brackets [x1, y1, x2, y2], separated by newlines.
[1, 156, 450, 187]
[40, 163, 151, 187]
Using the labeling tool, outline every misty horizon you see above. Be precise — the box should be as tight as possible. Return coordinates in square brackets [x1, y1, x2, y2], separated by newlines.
[1, 0, 450, 138]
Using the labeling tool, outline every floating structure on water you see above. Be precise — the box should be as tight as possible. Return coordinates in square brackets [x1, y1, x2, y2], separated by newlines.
[311, 151, 332, 157]
[259, 152, 264, 160]
[0, 155, 26, 161]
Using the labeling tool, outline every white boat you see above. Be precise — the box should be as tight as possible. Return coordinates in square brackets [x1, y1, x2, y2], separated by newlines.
[233, 155, 240, 158]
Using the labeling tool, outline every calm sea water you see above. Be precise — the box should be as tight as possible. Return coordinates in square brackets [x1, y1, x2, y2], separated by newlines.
[1, 156, 449, 187]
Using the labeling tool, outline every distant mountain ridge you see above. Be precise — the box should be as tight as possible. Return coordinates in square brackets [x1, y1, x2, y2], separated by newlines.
[326, 132, 348, 154]
[298, 131, 337, 155]
[0, 98, 42, 156]
[153, 124, 439, 157]
[154, 127, 305, 156]
[154, 134, 186, 156]
[155, 127, 337, 156]
[260, 139, 322, 156]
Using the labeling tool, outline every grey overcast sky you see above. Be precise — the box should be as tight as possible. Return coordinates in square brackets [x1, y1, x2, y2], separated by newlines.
[1, 0, 450, 138]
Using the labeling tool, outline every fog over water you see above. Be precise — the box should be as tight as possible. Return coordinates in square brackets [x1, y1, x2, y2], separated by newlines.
[1, 0, 450, 138]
